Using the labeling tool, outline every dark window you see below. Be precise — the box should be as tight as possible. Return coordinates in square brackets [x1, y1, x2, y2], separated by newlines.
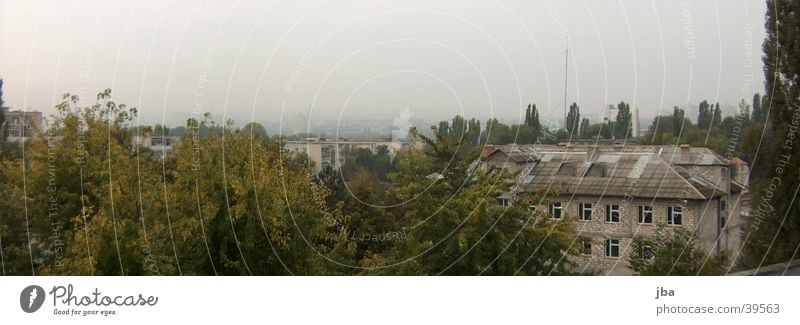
[549, 202, 562, 219]
[579, 203, 592, 221]
[605, 204, 620, 223]
[580, 238, 592, 255]
[605, 239, 620, 258]
[642, 245, 654, 259]
[556, 163, 577, 176]
[638, 205, 653, 224]
[668, 207, 683, 225]
[586, 164, 606, 177]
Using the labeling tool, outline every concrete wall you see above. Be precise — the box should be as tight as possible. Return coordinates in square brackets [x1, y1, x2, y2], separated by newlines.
[525, 194, 724, 274]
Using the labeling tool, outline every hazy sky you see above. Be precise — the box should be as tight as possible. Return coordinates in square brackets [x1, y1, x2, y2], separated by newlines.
[0, 0, 766, 127]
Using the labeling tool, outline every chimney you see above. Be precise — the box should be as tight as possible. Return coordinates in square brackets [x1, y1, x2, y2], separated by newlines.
[482, 145, 497, 157]
[680, 144, 691, 151]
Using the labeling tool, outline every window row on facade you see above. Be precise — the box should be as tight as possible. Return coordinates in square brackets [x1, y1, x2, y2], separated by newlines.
[540, 202, 683, 225]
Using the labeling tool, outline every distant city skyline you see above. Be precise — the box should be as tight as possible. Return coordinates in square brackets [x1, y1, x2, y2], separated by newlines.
[1, 0, 766, 128]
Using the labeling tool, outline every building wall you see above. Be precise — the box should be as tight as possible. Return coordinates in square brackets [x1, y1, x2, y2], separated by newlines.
[3, 110, 44, 141]
[526, 195, 714, 274]
[284, 140, 409, 174]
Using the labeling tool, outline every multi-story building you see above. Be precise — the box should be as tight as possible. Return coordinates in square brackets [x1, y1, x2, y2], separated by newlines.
[2, 110, 45, 142]
[283, 138, 415, 173]
[132, 135, 182, 157]
[483, 143, 745, 275]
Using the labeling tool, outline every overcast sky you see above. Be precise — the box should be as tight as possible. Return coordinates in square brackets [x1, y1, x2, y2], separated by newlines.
[0, 0, 766, 127]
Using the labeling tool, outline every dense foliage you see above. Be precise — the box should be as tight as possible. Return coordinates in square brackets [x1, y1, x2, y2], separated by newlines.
[0, 91, 577, 275]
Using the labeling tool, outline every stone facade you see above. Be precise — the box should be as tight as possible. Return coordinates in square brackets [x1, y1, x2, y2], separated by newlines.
[486, 144, 744, 275]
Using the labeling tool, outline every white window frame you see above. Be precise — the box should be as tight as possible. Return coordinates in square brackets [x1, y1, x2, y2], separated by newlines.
[638, 205, 653, 224]
[605, 239, 620, 258]
[668, 206, 683, 225]
[579, 238, 593, 256]
[579, 203, 592, 221]
[605, 204, 620, 223]
[499, 198, 511, 207]
[549, 202, 563, 219]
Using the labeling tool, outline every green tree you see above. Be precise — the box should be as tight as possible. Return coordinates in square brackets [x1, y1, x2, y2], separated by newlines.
[525, 103, 541, 137]
[579, 118, 590, 138]
[712, 102, 722, 128]
[698, 100, 711, 129]
[742, 0, 800, 268]
[565, 102, 580, 137]
[380, 128, 576, 275]
[752, 93, 762, 122]
[615, 101, 632, 139]
[630, 226, 727, 275]
[672, 106, 686, 136]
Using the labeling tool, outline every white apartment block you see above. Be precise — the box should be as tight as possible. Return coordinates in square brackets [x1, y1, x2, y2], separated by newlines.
[283, 138, 414, 174]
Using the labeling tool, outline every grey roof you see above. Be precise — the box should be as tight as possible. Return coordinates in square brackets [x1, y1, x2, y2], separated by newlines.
[658, 146, 728, 165]
[488, 144, 728, 200]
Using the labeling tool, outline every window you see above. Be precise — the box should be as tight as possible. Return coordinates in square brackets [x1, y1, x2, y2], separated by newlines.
[556, 163, 577, 176]
[549, 202, 562, 219]
[667, 207, 683, 225]
[579, 238, 592, 255]
[605, 239, 620, 258]
[721, 200, 727, 212]
[579, 203, 592, 221]
[151, 137, 172, 146]
[638, 205, 653, 224]
[605, 204, 620, 223]
[642, 244, 654, 259]
[498, 198, 511, 207]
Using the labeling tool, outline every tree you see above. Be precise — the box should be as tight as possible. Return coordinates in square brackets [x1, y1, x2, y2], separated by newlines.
[615, 101, 632, 139]
[712, 102, 722, 128]
[579, 118, 590, 138]
[565, 102, 580, 137]
[672, 106, 686, 136]
[629, 226, 727, 275]
[481, 118, 514, 145]
[697, 100, 712, 129]
[525, 103, 541, 133]
[379, 127, 576, 275]
[742, 0, 800, 268]
[752, 93, 762, 122]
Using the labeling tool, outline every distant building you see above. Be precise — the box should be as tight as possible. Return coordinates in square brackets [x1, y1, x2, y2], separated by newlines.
[602, 104, 617, 123]
[283, 138, 415, 173]
[133, 135, 182, 157]
[2, 109, 45, 143]
[602, 105, 640, 138]
[483, 143, 745, 275]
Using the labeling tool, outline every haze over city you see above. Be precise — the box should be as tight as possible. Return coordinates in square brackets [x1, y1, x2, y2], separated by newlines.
[1, 0, 765, 132]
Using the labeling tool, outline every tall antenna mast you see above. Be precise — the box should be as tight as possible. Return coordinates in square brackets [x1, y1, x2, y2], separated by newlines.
[564, 39, 569, 130]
